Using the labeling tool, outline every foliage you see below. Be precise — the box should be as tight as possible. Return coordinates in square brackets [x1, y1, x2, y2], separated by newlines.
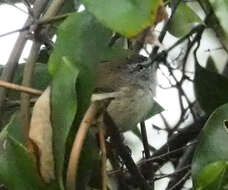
[0, 0, 228, 190]
[194, 61, 228, 115]
[192, 103, 228, 190]
[168, 2, 202, 37]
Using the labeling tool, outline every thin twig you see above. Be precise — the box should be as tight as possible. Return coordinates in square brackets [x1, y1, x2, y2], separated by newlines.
[107, 143, 196, 177]
[0, 14, 69, 38]
[165, 25, 205, 53]
[66, 101, 108, 190]
[138, 117, 206, 173]
[140, 122, 155, 189]
[3, 98, 37, 109]
[20, 0, 66, 144]
[0, 0, 49, 119]
[139, 141, 197, 167]
[0, 26, 30, 38]
[167, 171, 191, 190]
[21, 42, 41, 141]
[140, 122, 151, 159]
[137, 25, 205, 72]
[0, 80, 42, 96]
[104, 112, 152, 190]
[41, 0, 65, 19]
[3, 1, 28, 15]
[153, 165, 190, 181]
[98, 124, 108, 190]
[166, 144, 195, 189]
[150, 0, 182, 58]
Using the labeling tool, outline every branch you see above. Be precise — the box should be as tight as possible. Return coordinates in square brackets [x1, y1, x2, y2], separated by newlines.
[20, 42, 41, 141]
[140, 122, 151, 159]
[20, 0, 66, 144]
[0, 14, 69, 38]
[150, 0, 182, 58]
[3, 98, 37, 109]
[66, 101, 108, 190]
[140, 122, 155, 187]
[167, 171, 191, 190]
[107, 145, 132, 190]
[166, 144, 195, 190]
[104, 112, 153, 190]
[153, 165, 190, 181]
[0, 80, 42, 96]
[0, 0, 49, 117]
[98, 124, 108, 190]
[140, 117, 207, 173]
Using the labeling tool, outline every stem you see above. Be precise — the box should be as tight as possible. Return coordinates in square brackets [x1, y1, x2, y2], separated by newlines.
[66, 102, 106, 190]
[140, 122, 150, 159]
[42, 0, 65, 19]
[104, 112, 152, 190]
[0, 14, 69, 38]
[150, 0, 182, 58]
[0, 0, 49, 120]
[20, 42, 41, 141]
[20, 0, 66, 142]
[0, 80, 42, 96]
[98, 124, 107, 190]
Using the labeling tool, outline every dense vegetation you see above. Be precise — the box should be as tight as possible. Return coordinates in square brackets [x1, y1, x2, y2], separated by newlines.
[0, 0, 228, 190]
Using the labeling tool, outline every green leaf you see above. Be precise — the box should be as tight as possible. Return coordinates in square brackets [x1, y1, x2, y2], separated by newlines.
[206, 56, 218, 73]
[0, 120, 59, 190]
[209, 0, 228, 40]
[194, 63, 228, 114]
[82, 0, 162, 38]
[168, 2, 202, 37]
[196, 161, 227, 190]
[144, 100, 164, 120]
[51, 57, 79, 189]
[49, 12, 113, 188]
[48, 12, 112, 76]
[49, 11, 133, 189]
[192, 103, 228, 189]
[57, 0, 76, 14]
[7, 113, 26, 146]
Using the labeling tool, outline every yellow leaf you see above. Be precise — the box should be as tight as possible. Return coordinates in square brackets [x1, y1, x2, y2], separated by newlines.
[29, 87, 55, 183]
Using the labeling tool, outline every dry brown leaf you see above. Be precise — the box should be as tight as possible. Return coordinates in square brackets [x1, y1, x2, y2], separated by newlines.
[29, 87, 55, 183]
[154, 4, 168, 25]
[133, 26, 163, 46]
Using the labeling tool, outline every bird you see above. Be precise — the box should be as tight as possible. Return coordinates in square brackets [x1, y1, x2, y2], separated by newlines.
[93, 54, 157, 131]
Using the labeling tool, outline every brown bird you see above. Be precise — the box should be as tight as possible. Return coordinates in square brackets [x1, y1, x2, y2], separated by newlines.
[93, 55, 157, 131]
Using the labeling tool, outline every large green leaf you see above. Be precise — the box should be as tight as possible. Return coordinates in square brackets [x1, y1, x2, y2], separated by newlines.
[51, 57, 79, 189]
[144, 100, 164, 120]
[192, 103, 228, 190]
[0, 118, 59, 190]
[194, 63, 228, 114]
[195, 161, 228, 190]
[49, 12, 113, 189]
[82, 0, 162, 38]
[205, 56, 219, 73]
[7, 113, 26, 145]
[209, 0, 228, 40]
[168, 2, 202, 37]
[48, 12, 112, 76]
